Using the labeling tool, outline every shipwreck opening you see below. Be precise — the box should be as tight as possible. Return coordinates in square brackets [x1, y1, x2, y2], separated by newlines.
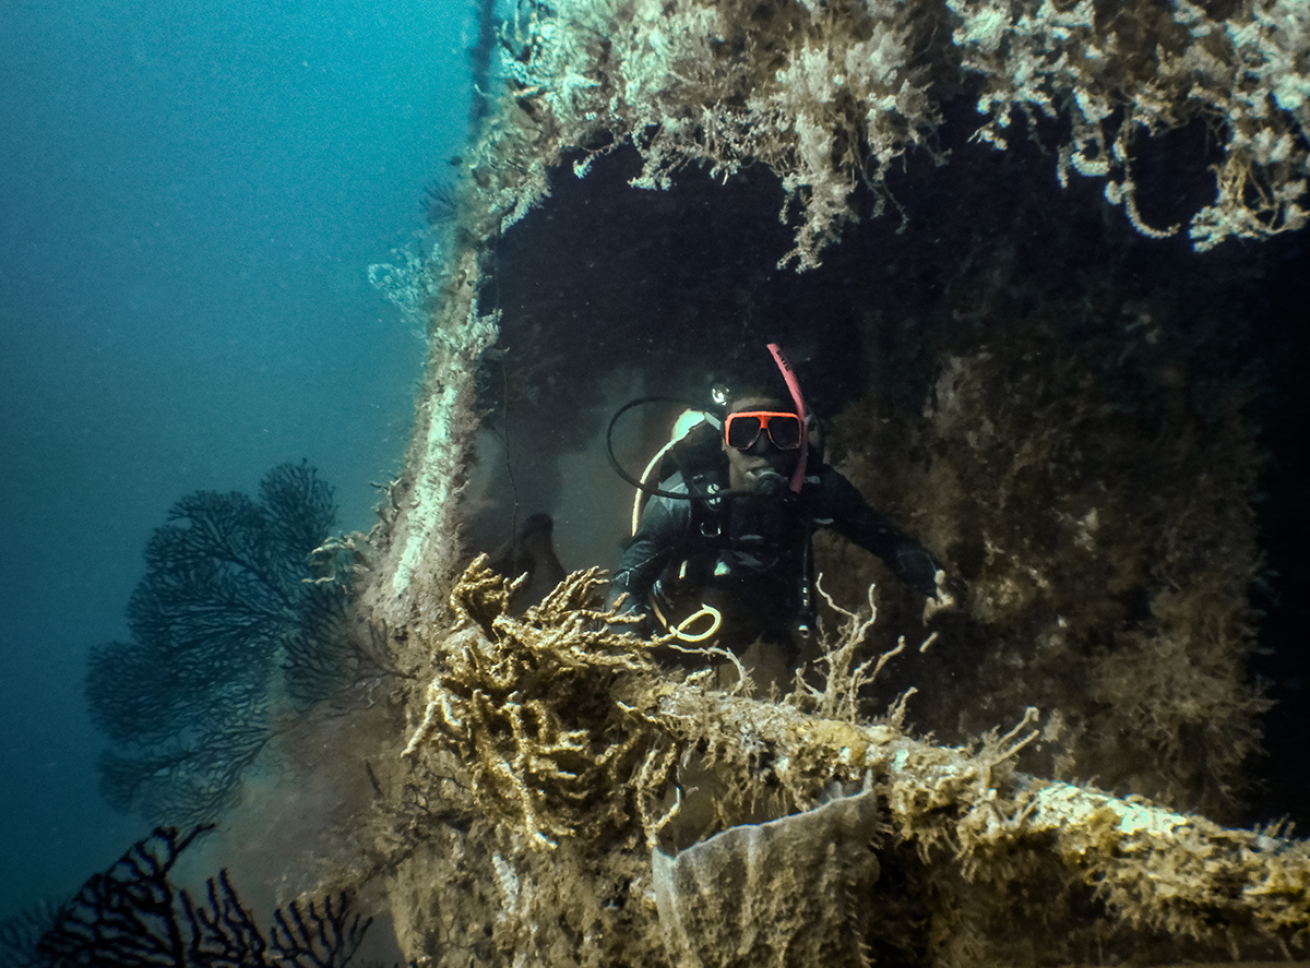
[464, 96, 1251, 556]
[454, 96, 1307, 829]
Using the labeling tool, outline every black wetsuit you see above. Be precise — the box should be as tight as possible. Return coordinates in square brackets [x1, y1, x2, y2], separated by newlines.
[609, 462, 941, 651]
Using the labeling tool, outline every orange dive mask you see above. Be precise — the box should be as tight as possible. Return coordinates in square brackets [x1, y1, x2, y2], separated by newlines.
[723, 411, 803, 451]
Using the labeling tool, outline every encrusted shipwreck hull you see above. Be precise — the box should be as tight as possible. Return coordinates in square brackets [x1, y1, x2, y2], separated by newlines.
[343, 1, 1310, 964]
[374, 562, 1310, 967]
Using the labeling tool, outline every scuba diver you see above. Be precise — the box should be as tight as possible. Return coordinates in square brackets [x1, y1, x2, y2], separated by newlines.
[607, 343, 955, 671]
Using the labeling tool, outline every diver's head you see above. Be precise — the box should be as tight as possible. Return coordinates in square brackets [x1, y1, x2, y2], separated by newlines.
[722, 393, 802, 494]
[713, 343, 811, 495]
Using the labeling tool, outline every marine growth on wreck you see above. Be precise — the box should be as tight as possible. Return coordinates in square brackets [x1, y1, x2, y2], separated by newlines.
[340, 1, 1310, 964]
[24, 1, 1310, 966]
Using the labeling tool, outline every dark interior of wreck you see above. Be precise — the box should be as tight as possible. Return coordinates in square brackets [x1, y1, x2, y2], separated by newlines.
[462, 101, 1310, 829]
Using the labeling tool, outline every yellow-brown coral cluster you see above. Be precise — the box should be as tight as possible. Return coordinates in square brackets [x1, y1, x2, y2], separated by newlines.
[403, 557, 660, 847]
[389, 561, 1310, 966]
[494, 0, 954, 267]
[1023, 783, 1310, 947]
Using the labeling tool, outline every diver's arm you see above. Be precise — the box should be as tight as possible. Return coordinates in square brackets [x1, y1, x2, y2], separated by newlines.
[607, 492, 691, 618]
[817, 468, 943, 598]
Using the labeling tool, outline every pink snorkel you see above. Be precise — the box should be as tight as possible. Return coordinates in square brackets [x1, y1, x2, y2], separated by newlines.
[766, 343, 808, 493]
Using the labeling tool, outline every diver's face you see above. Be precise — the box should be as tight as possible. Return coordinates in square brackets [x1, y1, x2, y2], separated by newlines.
[723, 395, 800, 492]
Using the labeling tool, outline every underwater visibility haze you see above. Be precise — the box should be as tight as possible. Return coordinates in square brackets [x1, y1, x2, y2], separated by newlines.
[0, 0, 472, 919]
[3, 0, 1310, 965]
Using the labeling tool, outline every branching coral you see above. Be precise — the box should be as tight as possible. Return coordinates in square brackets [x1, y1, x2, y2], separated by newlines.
[358, 4, 1304, 966]
[0, 901, 59, 968]
[283, 600, 413, 714]
[403, 556, 660, 848]
[493, 0, 953, 267]
[787, 575, 934, 725]
[998, 781, 1310, 948]
[814, 311, 1269, 819]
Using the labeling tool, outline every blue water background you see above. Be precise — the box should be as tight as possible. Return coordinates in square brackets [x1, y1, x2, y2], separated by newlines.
[0, 0, 471, 914]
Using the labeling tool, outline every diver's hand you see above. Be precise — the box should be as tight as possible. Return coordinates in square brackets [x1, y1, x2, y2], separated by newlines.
[922, 570, 966, 623]
[605, 591, 655, 638]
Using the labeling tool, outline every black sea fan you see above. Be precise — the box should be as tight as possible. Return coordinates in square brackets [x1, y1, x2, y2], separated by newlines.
[30, 826, 373, 968]
[0, 899, 60, 968]
[85, 462, 340, 827]
[423, 180, 459, 226]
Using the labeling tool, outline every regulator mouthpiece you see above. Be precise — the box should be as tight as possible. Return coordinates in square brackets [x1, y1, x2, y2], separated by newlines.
[751, 469, 787, 498]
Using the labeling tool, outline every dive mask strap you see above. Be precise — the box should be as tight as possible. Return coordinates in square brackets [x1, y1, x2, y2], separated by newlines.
[766, 342, 808, 493]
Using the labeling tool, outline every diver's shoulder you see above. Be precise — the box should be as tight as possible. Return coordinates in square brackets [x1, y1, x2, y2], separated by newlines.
[802, 461, 864, 507]
[665, 466, 728, 491]
[657, 471, 693, 496]
[647, 474, 695, 515]
[649, 469, 727, 516]
[802, 460, 846, 488]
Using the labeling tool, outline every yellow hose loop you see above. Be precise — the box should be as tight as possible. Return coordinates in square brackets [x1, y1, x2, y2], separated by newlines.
[631, 409, 711, 535]
[632, 438, 679, 535]
[671, 605, 722, 643]
[650, 596, 723, 643]
[660, 602, 723, 647]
